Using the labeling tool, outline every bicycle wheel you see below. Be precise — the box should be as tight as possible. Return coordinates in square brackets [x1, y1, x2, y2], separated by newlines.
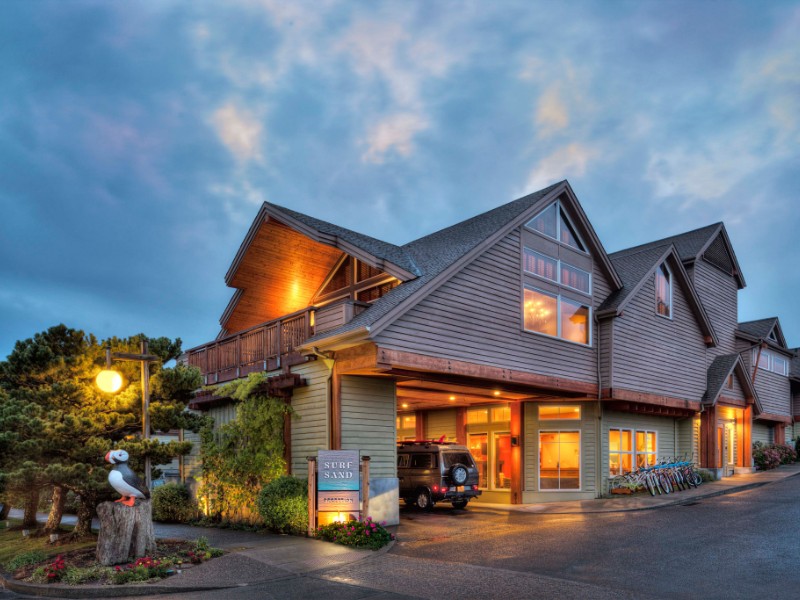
[658, 473, 672, 493]
[645, 474, 657, 496]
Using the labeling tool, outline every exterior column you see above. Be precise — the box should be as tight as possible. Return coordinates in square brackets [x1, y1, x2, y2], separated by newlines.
[510, 402, 523, 505]
[775, 423, 786, 446]
[742, 405, 752, 467]
[415, 411, 425, 441]
[330, 368, 342, 450]
[700, 405, 718, 469]
[455, 407, 467, 445]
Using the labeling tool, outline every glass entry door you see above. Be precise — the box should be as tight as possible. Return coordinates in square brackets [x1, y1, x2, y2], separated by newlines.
[539, 431, 580, 490]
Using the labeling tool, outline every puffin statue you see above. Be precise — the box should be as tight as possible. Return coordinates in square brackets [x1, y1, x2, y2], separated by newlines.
[105, 449, 150, 507]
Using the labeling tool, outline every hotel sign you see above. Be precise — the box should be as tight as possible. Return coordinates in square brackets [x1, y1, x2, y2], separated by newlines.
[317, 450, 360, 513]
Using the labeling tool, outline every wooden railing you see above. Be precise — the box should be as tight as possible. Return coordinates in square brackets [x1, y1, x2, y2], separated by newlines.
[187, 308, 314, 384]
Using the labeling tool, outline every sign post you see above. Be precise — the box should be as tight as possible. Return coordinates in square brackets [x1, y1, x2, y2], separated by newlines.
[308, 450, 371, 532]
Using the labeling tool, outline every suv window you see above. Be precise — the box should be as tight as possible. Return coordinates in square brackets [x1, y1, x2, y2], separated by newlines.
[397, 454, 410, 468]
[442, 452, 475, 468]
[410, 454, 435, 469]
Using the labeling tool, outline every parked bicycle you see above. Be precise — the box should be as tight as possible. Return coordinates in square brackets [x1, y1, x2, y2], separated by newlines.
[609, 455, 703, 496]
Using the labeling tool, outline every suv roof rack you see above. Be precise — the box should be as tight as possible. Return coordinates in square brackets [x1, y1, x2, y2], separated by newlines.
[397, 439, 457, 446]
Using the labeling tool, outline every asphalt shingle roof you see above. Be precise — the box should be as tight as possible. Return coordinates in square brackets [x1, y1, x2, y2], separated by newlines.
[304, 181, 565, 343]
[598, 244, 672, 314]
[738, 318, 779, 340]
[609, 222, 722, 263]
[704, 354, 740, 404]
[266, 202, 421, 276]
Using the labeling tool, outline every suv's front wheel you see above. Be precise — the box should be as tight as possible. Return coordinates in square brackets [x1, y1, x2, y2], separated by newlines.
[416, 489, 434, 511]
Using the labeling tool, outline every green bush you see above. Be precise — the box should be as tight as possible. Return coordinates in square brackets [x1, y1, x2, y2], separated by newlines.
[316, 517, 394, 550]
[5, 549, 47, 571]
[151, 483, 197, 523]
[257, 476, 308, 534]
[61, 565, 113, 585]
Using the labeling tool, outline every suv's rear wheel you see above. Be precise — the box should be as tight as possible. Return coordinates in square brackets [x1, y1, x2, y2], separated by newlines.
[449, 464, 469, 486]
[452, 499, 468, 509]
[416, 489, 434, 511]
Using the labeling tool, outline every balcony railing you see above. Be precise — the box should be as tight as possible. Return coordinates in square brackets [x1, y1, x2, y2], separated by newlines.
[187, 308, 314, 385]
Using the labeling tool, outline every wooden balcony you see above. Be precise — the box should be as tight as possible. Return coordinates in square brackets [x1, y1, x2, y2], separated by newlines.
[187, 308, 314, 385]
[186, 299, 371, 385]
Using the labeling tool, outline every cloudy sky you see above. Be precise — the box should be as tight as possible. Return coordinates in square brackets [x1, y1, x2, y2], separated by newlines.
[1, 0, 798, 358]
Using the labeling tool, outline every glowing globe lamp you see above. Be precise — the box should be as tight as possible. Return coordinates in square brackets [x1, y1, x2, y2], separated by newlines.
[96, 369, 123, 393]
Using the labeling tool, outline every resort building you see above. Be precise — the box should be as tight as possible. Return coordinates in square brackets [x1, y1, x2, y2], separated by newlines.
[186, 180, 798, 523]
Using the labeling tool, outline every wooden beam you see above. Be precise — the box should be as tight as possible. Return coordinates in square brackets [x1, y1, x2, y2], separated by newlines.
[510, 403, 522, 505]
[602, 387, 701, 412]
[700, 405, 717, 469]
[376, 348, 598, 396]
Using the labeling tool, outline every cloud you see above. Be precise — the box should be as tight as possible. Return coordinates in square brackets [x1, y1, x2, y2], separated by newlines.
[211, 103, 264, 163]
[522, 143, 597, 193]
[535, 83, 570, 137]
[361, 112, 429, 164]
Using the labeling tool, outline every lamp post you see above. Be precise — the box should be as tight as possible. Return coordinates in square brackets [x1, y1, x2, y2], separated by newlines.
[96, 338, 160, 490]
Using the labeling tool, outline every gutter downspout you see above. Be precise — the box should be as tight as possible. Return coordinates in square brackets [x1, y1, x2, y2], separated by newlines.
[595, 312, 603, 496]
[312, 347, 336, 449]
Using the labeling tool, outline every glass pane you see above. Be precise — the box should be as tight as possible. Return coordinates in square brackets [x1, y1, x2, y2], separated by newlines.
[539, 405, 581, 420]
[494, 434, 512, 489]
[468, 433, 488, 488]
[621, 453, 632, 474]
[524, 288, 558, 336]
[609, 430, 620, 452]
[539, 433, 559, 490]
[526, 203, 557, 238]
[524, 248, 558, 282]
[561, 263, 590, 293]
[561, 298, 589, 344]
[656, 264, 671, 317]
[467, 409, 488, 425]
[539, 431, 580, 490]
[491, 406, 510, 422]
[621, 430, 632, 451]
[402, 415, 416, 428]
[559, 208, 585, 251]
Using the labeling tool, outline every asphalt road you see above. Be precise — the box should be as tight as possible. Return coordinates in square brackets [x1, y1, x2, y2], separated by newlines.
[3, 477, 799, 599]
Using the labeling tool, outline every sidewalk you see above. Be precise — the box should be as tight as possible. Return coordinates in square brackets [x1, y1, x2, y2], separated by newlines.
[3, 463, 800, 598]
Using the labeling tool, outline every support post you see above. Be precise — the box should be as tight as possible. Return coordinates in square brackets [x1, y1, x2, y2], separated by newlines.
[361, 456, 370, 520]
[455, 408, 467, 445]
[700, 405, 718, 469]
[415, 410, 425, 441]
[510, 402, 522, 504]
[141, 339, 151, 491]
[307, 457, 316, 537]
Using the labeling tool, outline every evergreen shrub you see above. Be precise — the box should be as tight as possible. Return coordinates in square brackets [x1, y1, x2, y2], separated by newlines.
[256, 476, 308, 534]
[151, 483, 197, 523]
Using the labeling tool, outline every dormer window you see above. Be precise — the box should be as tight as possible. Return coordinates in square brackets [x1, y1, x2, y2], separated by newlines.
[525, 201, 586, 252]
[767, 329, 778, 342]
[655, 263, 672, 318]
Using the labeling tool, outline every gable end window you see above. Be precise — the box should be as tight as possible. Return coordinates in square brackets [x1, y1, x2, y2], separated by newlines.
[524, 286, 591, 345]
[655, 263, 672, 318]
[525, 200, 586, 252]
[753, 349, 789, 376]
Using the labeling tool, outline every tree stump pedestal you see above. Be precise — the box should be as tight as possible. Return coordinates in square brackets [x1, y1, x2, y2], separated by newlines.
[96, 500, 156, 566]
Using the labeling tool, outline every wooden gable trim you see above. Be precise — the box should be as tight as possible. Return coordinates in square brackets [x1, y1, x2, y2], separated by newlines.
[375, 347, 598, 396]
[219, 288, 244, 330]
[704, 355, 761, 414]
[755, 411, 792, 425]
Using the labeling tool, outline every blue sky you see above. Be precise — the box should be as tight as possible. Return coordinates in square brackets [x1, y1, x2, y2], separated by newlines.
[1, 0, 798, 358]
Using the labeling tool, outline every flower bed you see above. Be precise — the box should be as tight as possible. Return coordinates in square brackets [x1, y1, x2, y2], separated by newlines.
[315, 517, 394, 550]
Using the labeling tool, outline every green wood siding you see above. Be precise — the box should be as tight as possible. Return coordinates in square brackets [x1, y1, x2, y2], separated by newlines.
[340, 375, 396, 479]
[289, 360, 331, 477]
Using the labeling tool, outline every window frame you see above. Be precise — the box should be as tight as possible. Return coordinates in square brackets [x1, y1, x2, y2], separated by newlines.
[524, 200, 588, 254]
[754, 348, 789, 376]
[538, 429, 582, 492]
[607, 427, 658, 476]
[523, 285, 592, 346]
[523, 247, 591, 296]
[655, 262, 672, 320]
[608, 428, 633, 477]
[538, 405, 582, 420]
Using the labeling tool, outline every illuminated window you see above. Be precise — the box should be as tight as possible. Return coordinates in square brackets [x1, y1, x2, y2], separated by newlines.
[524, 287, 591, 345]
[469, 433, 488, 488]
[524, 248, 558, 283]
[539, 405, 581, 420]
[525, 201, 586, 252]
[635, 431, 657, 468]
[609, 429, 633, 476]
[466, 409, 489, 425]
[539, 430, 580, 490]
[655, 263, 672, 318]
[491, 406, 511, 423]
[494, 433, 512, 489]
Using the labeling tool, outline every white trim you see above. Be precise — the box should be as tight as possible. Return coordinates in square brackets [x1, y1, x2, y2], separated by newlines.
[655, 262, 673, 320]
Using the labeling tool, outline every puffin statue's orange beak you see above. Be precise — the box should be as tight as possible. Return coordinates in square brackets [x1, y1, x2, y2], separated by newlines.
[105, 451, 112, 463]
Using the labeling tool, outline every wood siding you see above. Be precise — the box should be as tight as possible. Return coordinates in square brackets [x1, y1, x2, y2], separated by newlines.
[599, 410, 680, 494]
[207, 403, 238, 429]
[692, 257, 739, 357]
[752, 422, 772, 445]
[424, 409, 458, 442]
[376, 228, 614, 384]
[740, 342, 792, 417]
[677, 417, 700, 463]
[610, 269, 708, 401]
[523, 401, 599, 497]
[340, 375, 397, 479]
[289, 361, 331, 477]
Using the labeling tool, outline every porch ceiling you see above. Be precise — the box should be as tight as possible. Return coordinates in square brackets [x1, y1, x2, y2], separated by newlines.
[224, 219, 344, 333]
[395, 378, 563, 412]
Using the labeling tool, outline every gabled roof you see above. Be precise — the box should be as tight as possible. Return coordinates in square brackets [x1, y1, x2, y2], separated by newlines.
[224, 202, 420, 287]
[737, 317, 788, 348]
[610, 222, 745, 289]
[597, 243, 718, 346]
[704, 354, 761, 413]
[302, 180, 622, 348]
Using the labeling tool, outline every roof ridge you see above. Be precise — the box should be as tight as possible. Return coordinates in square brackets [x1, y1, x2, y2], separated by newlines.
[610, 222, 722, 258]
